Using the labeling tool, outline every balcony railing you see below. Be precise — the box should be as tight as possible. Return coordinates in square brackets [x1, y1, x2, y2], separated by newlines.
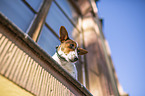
[0, 13, 92, 96]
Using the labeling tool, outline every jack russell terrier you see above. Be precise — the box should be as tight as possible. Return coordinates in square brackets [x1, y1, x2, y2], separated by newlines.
[52, 26, 88, 80]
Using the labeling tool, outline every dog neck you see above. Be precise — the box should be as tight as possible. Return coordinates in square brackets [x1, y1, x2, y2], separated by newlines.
[52, 46, 71, 64]
[52, 48, 77, 79]
[56, 48, 67, 62]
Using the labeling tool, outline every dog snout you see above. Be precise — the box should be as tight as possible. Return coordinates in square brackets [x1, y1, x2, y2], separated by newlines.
[74, 57, 78, 61]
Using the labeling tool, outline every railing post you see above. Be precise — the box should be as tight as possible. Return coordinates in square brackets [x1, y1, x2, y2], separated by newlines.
[28, 0, 53, 42]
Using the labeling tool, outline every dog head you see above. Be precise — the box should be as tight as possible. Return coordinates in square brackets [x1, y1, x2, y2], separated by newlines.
[57, 26, 88, 63]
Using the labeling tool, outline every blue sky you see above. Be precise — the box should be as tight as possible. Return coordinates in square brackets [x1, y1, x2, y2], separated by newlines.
[97, 0, 145, 96]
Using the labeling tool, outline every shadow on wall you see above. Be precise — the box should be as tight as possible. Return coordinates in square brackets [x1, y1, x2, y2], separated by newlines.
[84, 28, 114, 95]
[72, 24, 114, 95]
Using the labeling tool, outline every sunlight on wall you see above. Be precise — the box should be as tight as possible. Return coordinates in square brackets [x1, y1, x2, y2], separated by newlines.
[90, 0, 98, 13]
[82, 17, 100, 47]
[104, 40, 111, 56]
[0, 75, 33, 96]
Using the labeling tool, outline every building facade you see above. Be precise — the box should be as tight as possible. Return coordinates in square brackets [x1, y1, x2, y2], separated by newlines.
[0, 0, 127, 96]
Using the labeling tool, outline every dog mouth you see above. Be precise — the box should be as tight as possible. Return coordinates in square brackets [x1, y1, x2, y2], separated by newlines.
[69, 59, 78, 63]
[69, 60, 76, 63]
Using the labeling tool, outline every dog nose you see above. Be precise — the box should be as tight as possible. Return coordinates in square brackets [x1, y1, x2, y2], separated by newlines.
[74, 57, 78, 61]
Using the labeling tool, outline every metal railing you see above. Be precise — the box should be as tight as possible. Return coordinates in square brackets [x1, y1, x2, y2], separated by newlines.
[0, 13, 92, 96]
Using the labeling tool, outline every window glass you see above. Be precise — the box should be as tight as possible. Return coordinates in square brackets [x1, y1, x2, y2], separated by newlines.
[46, 2, 76, 39]
[26, 0, 43, 11]
[37, 25, 60, 56]
[55, 0, 79, 25]
[0, 0, 34, 32]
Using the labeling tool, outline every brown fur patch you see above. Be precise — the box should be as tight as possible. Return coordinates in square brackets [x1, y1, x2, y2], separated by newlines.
[58, 39, 77, 54]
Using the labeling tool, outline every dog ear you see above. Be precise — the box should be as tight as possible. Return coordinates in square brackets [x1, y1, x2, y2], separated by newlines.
[59, 26, 69, 43]
[77, 48, 88, 55]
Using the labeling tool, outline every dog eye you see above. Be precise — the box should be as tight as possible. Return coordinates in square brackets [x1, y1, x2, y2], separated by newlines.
[70, 44, 74, 47]
[70, 44, 74, 48]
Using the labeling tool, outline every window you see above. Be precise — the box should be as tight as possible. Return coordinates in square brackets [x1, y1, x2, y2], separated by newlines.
[26, 0, 43, 11]
[45, 2, 75, 39]
[0, 0, 80, 57]
[37, 25, 60, 56]
[0, 0, 35, 32]
[37, 0, 80, 55]
[0, 0, 86, 87]
[55, 0, 79, 25]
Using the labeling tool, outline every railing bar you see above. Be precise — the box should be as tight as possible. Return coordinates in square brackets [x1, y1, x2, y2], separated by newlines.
[12, 49, 24, 81]
[63, 83, 66, 96]
[44, 72, 49, 95]
[16, 53, 27, 83]
[47, 74, 52, 96]
[30, 63, 39, 93]
[13, 51, 26, 82]
[6, 48, 19, 78]
[55, 78, 58, 96]
[45, 72, 49, 96]
[17, 54, 28, 82]
[20, 56, 31, 86]
[62, 83, 66, 96]
[32, 64, 39, 94]
[57, 81, 59, 96]
[54, 78, 57, 96]
[0, 38, 8, 57]
[8, 48, 21, 79]
[53, 77, 56, 96]
[1, 43, 15, 74]
[62, 83, 65, 96]
[57, 82, 60, 96]
[40, 70, 47, 96]
[37, 66, 43, 95]
[50, 76, 54, 96]
[23, 58, 33, 86]
[56, 78, 60, 96]
[51, 75, 55, 96]
[25, 60, 35, 90]
[54, 76, 57, 96]
[60, 83, 63, 96]
[0, 35, 6, 47]
[28, 62, 37, 92]
[28, 0, 53, 42]
[29, 62, 37, 90]
[35, 66, 40, 95]
[43, 71, 48, 96]
[38, 68, 44, 96]
[35, 65, 42, 95]
[4, 46, 18, 77]
[56, 79, 59, 96]
[59, 83, 62, 96]
[61, 83, 64, 96]
[32, 64, 40, 94]
[4, 44, 16, 76]
[0, 41, 13, 73]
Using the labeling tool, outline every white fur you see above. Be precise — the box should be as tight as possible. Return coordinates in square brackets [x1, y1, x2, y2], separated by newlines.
[52, 47, 78, 80]
[67, 49, 78, 62]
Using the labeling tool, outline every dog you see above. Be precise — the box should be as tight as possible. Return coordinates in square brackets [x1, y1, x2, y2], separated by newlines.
[52, 26, 88, 80]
